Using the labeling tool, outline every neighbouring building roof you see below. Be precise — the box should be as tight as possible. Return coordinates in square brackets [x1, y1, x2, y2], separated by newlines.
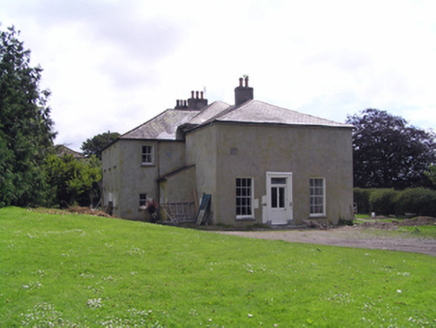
[55, 145, 84, 159]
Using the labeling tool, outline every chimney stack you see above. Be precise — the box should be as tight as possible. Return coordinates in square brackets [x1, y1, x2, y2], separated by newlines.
[184, 89, 208, 110]
[175, 99, 188, 109]
[234, 76, 254, 106]
[175, 89, 208, 110]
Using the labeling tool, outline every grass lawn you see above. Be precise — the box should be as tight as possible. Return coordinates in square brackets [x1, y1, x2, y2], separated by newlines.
[1, 207, 435, 327]
[355, 214, 436, 240]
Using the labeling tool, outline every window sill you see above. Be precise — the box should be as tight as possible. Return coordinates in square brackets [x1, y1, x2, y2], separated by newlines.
[236, 216, 256, 221]
[309, 214, 326, 218]
[141, 163, 155, 167]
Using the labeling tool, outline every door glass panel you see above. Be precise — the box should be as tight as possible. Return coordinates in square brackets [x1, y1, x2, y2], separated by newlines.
[271, 187, 285, 208]
[271, 187, 277, 208]
[278, 187, 285, 208]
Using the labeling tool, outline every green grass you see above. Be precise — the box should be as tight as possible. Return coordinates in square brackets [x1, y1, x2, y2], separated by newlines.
[395, 226, 436, 239]
[1, 207, 435, 327]
[354, 214, 371, 219]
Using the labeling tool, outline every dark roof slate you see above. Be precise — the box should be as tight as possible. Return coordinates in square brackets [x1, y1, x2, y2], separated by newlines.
[120, 98, 352, 141]
[209, 100, 352, 128]
[121, 109, 199, 140]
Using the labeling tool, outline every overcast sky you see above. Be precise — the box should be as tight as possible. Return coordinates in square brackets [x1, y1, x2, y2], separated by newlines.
[2, 0, 436, 151]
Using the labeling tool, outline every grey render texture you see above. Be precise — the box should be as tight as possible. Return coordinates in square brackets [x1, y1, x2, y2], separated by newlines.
[102, 77, 354, 225]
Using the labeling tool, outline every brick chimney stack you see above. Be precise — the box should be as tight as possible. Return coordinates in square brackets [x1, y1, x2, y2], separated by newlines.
[173, 90, 208, 110]
[234, 76, 254, 106]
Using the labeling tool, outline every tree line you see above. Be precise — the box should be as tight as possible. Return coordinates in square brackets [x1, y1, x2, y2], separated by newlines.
[346, 109, 436, 189]
[0, 26, 118, 208]
[1, 25, 435, 209]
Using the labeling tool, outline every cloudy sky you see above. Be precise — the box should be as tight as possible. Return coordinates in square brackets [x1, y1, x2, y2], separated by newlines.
[2, 0, 436, 151]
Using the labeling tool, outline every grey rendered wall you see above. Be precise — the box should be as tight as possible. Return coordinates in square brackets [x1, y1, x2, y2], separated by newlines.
[102, 141, 121, 216]
[160, 166, 196, 204]
[102, 139, 186, 220]
[211, 123, 353, 225]
[158, 141, 187, 177]
[185, 125, 218, 222]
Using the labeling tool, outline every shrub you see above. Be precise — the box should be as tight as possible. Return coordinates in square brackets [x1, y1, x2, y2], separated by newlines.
[353, 188, 372, 214]
[338, 217, 354, 226]
[369, 189, 399, 216]
[395, 188, 436, 217]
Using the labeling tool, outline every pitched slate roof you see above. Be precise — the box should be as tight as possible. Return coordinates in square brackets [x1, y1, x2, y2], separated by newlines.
[206, 100, 351, 128]
[121, 109, 199, 140]
[189, 101, 231, 124]
[120, 98, 351, 141]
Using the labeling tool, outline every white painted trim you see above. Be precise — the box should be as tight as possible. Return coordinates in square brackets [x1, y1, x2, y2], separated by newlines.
[265, 172, 293, 225]
[236, 177, 255, 220]
[141, 144, 155, 165]
[309, 177, 326, 217]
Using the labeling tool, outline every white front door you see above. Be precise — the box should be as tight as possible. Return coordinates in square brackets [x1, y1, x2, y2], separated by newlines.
[267, 172, 293, 225]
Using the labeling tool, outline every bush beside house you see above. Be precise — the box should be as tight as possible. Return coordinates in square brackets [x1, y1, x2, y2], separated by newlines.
[354, 187, 436, 217]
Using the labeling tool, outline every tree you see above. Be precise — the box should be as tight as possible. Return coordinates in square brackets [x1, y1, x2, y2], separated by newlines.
[45, 154, 102, 207]
[426, 164, 436, 187]
[81, 131, 119, 159]
[0, 26, 56, 207]
[346, 109, 436, 189]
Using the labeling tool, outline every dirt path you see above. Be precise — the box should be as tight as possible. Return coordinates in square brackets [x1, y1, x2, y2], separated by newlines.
[214, 226, 436, 257]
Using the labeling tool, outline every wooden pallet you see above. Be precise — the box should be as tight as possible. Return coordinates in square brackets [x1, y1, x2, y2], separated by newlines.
[160, 202, 195, 224]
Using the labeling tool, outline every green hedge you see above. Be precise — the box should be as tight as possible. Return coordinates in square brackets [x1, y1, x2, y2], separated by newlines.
[354, 187, 436, 217]
[369, 189, 399, 216]
[353, 188, 372, 214]
[395, 188, 436, 217]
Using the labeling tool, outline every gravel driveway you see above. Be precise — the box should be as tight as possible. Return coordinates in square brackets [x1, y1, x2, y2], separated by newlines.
[214, 226, 436, 257]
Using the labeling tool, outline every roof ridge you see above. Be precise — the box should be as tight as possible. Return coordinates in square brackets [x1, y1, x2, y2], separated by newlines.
[190, 100, 230, 120]
[199, 99, 255, 124]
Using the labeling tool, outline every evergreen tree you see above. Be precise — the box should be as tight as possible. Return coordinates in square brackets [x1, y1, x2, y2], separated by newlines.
[0, 26, 56, 207]
[45, 154, 102, 207]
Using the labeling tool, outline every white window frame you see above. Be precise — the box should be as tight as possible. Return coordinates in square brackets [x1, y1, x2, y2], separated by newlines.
[141, 145, 154, 165]
[309, 178, 326, 217]
[236, 177, 254, 219]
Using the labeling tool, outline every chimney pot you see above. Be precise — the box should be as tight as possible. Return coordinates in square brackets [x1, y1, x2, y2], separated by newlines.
[196, 91, 199, 99]
[200, 91, 204, 99]
[191, 91, 194, 98]
[235, 77, 254, 105]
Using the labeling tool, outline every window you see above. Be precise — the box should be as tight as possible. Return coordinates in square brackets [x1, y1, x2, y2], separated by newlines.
[310, 178, 325, 216]
[236, 178, 253, 217]
[139, 193, 147, 207]
[141, 145, 154, 165]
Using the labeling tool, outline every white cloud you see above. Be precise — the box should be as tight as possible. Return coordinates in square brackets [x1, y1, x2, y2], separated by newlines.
[1, 0, 436, 151]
